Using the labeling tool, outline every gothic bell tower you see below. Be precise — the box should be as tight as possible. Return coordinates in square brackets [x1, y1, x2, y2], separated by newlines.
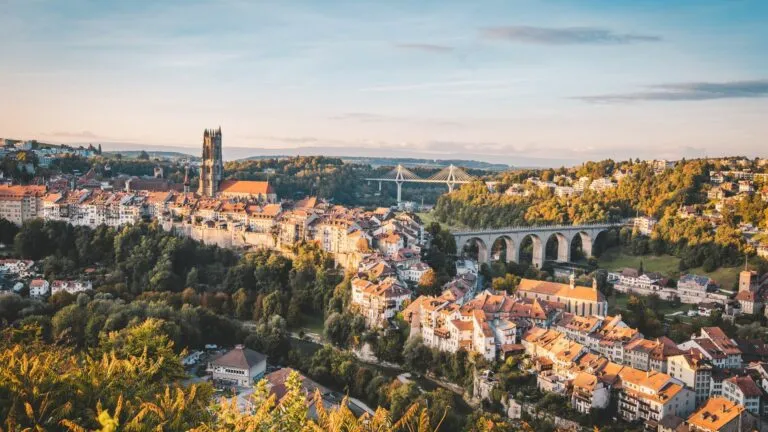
[199, 127, 223, 196]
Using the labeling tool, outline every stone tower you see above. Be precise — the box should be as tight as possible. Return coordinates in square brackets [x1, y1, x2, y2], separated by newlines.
[199, 127, 223, 196]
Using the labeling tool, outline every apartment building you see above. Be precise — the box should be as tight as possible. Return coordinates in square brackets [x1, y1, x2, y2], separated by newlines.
[683, 397, 749, 432]
[667, 350, 714, 405]
[617, 368, 695, 430]
[350, 277, 412, 327]
[571, 372, 610, 414]
[0, 185, 45, 224]
[721, 375, 761, 415]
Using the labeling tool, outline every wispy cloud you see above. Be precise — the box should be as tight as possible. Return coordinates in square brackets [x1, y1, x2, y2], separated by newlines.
[43, 131, 102, 139]
[394, 43, 454, 53]
[330, 112, 461, 126]
[480, 25, 661, 45]
[576, 79, 768, 103]
[358, 79, 522, 93]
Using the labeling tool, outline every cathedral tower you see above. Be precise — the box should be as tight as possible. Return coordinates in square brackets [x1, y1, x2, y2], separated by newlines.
[199, 127, 223, 196]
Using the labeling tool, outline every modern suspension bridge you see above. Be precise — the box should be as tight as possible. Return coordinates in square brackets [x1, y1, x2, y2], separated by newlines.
[365, 164, 476, 203]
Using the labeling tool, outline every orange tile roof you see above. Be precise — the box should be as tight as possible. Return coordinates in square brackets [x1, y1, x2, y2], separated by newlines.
[572, 372, 599, 391]
[518, 278, 605, 303]
[219, 180, 274, 195]
[619, 367, 672, 392]
[686, 397, 744, 431]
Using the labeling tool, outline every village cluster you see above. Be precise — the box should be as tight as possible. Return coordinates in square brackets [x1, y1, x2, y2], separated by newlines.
[3, 132, 768, 431]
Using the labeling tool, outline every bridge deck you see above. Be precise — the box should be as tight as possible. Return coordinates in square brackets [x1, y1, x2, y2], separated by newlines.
[451, 221, 627, 236]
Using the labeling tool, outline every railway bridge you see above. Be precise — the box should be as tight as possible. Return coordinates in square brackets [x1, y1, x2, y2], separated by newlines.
[452, 221, 626, 268]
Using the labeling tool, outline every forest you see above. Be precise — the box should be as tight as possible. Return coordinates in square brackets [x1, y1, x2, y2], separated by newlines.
[0, 220, 534, 431]
[435, 159, 768, 272]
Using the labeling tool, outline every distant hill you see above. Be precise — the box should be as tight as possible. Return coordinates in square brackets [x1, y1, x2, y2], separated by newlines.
[104, 150, 198, 161]
[241, 155, 509, 171]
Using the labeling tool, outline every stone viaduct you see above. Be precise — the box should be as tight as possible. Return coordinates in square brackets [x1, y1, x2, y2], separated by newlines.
[452, 222, 625, 268]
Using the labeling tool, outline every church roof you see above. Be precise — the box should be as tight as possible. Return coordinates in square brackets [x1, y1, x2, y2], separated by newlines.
[219, 180, 274, 195]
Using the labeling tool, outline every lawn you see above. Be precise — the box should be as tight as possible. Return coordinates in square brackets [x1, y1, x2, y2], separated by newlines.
[299, 312, 325, 335]
[607, 292, 694, 316]
[598, 246, 742, 290]
[416, 211, 469, 232]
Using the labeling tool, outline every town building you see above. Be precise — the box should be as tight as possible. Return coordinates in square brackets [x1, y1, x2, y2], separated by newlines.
[678, 328, 743, 369]
[682, 397, 749, 432]
[677, 274, 728, 305]
[721, 375, 761, 415]
[0, 185, 45, 225]
[28, 279, 50, 298]
[516, 275, 608, 317]
[208, 345, 267, 387]
[570, 372, 610, 414]
[633, 216, 657, 236]
[350, 277, 412, 327]
[50, 280, 92, 296]
[608, 268, 674, 300]
[667, 350, 714, 405]
[617, 367, 695, 430]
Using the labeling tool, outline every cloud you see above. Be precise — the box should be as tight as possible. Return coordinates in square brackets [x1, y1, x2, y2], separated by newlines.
[394, 43, 454, 53]
[43, 131, 102, 139]
[358, 79, 520, 93]
[480, 26, 661, 45]
[329, 112, 461, 126]
[576, 79, 768, 103]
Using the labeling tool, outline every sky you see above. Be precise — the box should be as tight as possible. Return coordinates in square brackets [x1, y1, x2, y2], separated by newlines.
[1, 0, 767, 166]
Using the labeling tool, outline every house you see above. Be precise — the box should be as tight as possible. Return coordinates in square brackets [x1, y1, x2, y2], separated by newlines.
[51, 280, 93, 296]
[589, 177, 615, 192]
[570, 372, 610, 413]
[708, 186, 726, 200]
[682, 397, 748, 432]
[678, 205, 699, 219]
[263, 368, 346, 419]
[376, 233, 404, 257]
[633, 216, 657, 236]
[609, 268, 673, 300]
[625, 337, 682, 373]
[397, 261, 430, 284]
[208, 345, 267, 387]
[677, 274, 721, 305]
[721, 375, 761, 415]
[29, 279, 50, 298]
[678, 336, 741, 371]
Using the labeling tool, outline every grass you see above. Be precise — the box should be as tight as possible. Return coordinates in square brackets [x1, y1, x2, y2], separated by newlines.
[597, 248, 681, 275]
[598, 246, 742, 290]
[415, 211, 469, 232]
[607, 292, 694, 316]
[299, 312, 325, 336]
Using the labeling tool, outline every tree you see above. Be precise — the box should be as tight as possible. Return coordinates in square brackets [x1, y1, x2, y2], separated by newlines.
[138, 150, 150, 160]
[418, 268, 439, 295]
[403, 336, 432, 373]
[0, 217, 19, 245]
[491, 274, 519, 293]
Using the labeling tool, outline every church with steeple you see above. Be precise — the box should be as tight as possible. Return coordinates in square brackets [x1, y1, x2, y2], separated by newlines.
[199, 127, 223, 196]
[196, 128, 276, 202]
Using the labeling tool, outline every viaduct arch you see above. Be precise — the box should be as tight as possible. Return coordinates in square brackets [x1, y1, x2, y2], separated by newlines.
[453, 222, 624, 268]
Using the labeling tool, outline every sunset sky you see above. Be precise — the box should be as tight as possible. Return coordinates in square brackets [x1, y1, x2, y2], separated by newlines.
[1, 0, 767, 165]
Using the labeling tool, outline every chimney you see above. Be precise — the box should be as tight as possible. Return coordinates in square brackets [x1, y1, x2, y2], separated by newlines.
[592, 278, 598, 290]
[570, 273, 576, 290]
